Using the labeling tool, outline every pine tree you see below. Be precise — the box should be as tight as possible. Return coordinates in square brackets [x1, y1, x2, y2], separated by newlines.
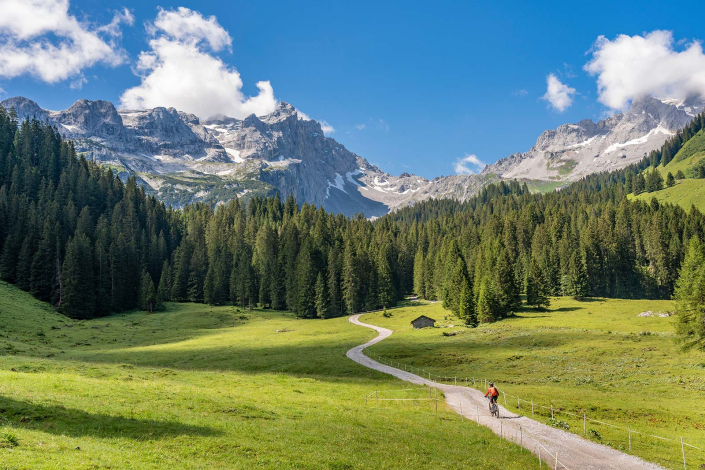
[666, 172, 676, 187]
[139, 269, 158, 312]
[295, 241, 316, 318]
[475, 277, 496, 323]
[342, 241, 358, 313]
[526, 257, 550, 310]
[564, 251, 588, 300]
[158, 260, 172, 303]
[413, 248, 425, 298]
[61, 235, 95, 319]
[674, 238, 705, 350]
[315, 272, 330, 318]
[459, 279, 476, 326]
[676, 170, 686, 180]
[377, 246, 396, 308]
[633, 172, 646, 195]
[446, 258, 468, 314]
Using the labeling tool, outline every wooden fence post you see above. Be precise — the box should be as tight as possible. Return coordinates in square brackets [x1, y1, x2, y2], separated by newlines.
[520, 425, 523, 448]
[554, 452, 558, 470]
[538, 445, 542, 467]
[551, 404, 554, 420]
[628, 425, 631, 451]
[532, 400, 534, 416]
[583, 413, 586, 435]
[681, 437, 686, 470]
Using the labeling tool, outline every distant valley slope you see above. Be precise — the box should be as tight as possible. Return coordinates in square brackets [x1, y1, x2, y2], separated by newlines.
[1, 95, 701, 216]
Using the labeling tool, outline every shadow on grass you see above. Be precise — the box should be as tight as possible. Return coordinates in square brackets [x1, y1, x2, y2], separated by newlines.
[551, 307, 582, 313]
[0, 396, 220, 439]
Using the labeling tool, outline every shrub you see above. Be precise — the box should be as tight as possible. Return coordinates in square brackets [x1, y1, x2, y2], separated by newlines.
[0, 430, 19, 448]
[547, 418, 570, 430]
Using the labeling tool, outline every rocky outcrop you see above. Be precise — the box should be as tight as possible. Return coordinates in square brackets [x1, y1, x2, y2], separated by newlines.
[1, 94, 701, 216]
[484, 96, 705, 182]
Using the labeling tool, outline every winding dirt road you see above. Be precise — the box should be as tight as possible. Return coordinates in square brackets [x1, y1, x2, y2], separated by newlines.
[347, 314, 664, 470]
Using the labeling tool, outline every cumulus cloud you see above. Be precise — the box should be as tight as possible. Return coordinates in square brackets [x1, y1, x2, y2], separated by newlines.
[120, 7, 276, 119]
[0, 0, 132, 83]
[541, 74, 576, 112]
[453, 154, 486, 175]
[585, 30, 705, 110]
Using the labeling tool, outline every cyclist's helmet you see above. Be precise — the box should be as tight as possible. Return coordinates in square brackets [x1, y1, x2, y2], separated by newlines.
[489, 383, 494, 387]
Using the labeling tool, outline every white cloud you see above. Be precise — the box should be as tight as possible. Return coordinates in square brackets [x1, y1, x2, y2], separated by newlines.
[541, 74, 576, 112]
[0, 0, 131, 83]
[296, 110, 311, 121]
[120, 7, 276, 119]
[377, 119, 389, 131]
[69, 74, 87, 90]
[355, 123, 366, 130]
[453, 154, 486, 175]
[512, 89, 528, 97]
[319, 121, 335, 135]
[585, 30, 705, 110]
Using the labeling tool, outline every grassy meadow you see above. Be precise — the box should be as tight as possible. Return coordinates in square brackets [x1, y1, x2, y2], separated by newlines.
[363, 298, 705, 469]
[0, 281, 538, 469]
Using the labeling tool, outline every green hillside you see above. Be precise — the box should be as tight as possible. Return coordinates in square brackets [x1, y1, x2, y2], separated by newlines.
[632, 178, 705, 211]
[660, 128, 705, 178]
[630, 128, 705, 210]
[0, 282, 537, 469]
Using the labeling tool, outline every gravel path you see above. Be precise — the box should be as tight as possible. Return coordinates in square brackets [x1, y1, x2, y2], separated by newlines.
[347, 314, 665, 470]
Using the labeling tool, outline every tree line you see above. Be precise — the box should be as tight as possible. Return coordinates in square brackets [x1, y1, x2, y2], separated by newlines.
[2, 104, 705, 349]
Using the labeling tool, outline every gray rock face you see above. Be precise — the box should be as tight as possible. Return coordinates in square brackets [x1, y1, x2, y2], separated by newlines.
[1, 94, 701, 216]
[484, 96, 705, 182]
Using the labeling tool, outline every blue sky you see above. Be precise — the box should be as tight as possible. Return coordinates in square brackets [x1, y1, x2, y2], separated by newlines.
[2, 0, 705, 178]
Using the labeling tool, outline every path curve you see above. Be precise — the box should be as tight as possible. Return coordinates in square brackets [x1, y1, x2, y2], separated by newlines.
[347, 314, 664, 470]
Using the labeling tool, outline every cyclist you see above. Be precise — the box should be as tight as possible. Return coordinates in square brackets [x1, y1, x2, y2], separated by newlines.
[484, 382, 499, 410]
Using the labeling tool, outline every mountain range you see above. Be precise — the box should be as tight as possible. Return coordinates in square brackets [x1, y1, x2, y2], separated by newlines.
[2, 94, 702, 216]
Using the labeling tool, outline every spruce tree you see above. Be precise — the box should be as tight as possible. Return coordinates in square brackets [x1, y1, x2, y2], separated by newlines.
[377, 247, 396, 308]
[476, 277, 496, 323]
[413, 248, 425, 298]
[295, 239, 316, 318]
[315, 272, 330, 318]
[459, 279, 476, 327]
[674, 238, 705, 350]
[158, 260, 172, 303]
[61, 235, 95, 319]
[139, 269, 157, 312]
[666, 172, 675, 187]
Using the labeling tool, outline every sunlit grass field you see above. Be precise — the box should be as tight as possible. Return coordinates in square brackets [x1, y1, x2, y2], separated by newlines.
[0, 281, 537, 469]
[363, 298, 705, 469]
[630, 178, 705, 212]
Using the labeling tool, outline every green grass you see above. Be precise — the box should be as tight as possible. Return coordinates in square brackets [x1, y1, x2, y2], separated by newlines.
[0, 281, 537, 469]
[363, 298, 705, 470]
[626, 129, 705, 212]
[524, 179, 565, 194]
[630, 178, 705, 212]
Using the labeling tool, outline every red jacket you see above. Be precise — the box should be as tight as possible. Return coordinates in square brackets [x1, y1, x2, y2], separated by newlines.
[484, 387, 499, 397]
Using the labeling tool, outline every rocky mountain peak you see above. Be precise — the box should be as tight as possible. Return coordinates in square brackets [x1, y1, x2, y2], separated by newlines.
[58, 99, 123, 137]
[1, 96, 48, 122]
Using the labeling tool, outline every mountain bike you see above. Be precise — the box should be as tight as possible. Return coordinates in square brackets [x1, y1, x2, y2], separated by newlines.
[487, 396, 499, 418]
